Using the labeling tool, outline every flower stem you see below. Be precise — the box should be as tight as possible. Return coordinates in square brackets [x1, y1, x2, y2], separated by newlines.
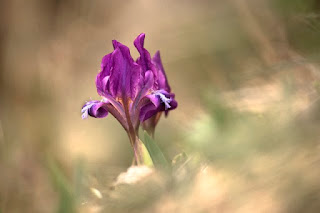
[122, 95, 144, 165]
[128, 134, 144, 165]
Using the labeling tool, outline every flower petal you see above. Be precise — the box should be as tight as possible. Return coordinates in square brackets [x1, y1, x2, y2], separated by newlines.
[134, 33, 158, 88]
[152, 51, 171, 92]
[134, 34, 151, 71]
[81, 100, 109, 119]
[133, 70, 154, 107]
[139, 94, 161, 121]
[109, 41, 141, 100]
[131, 70, 155, 126]
[96, 53, 112, 96]
[139, 90, 178, 121]
[164, 94, 178, 116]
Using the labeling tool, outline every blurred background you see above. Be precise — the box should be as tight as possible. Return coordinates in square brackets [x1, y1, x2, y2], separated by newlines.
[1, 0, 320, 212]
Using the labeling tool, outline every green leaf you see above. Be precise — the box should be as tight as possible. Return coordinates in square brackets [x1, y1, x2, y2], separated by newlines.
[141, 142, 154, 167]
[143, 131, 170, 171]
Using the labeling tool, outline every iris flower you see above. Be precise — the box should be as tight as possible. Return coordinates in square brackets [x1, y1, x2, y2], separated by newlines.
[81, 33, 177, 164]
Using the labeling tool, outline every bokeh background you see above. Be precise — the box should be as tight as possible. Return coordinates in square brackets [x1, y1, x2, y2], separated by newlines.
[1, 0, 320, 212]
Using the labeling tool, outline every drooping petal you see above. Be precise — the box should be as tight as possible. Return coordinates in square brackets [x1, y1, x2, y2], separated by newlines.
[139, 90, 178, 121]
[164, 93, 178, 116]
[152, 51, 171, 92]
[109, 41, 141, 100]
[139, 94, 161, 121]
[81, 100, 109, 119]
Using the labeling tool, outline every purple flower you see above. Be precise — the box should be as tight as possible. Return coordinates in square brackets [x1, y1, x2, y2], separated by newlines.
[82, 33, 177, 127]
[81, 34, 177, 163]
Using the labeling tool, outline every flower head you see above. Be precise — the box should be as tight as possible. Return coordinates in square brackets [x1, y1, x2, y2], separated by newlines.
[82, 33, 177, 134]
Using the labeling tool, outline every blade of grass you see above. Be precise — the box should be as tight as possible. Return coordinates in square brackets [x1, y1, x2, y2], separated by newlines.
[143, 131, 170, 171]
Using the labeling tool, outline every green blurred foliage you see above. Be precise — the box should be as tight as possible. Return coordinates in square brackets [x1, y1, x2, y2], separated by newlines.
[273, 0, 320, 56]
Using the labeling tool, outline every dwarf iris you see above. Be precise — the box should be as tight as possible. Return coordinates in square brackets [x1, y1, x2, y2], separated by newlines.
[82, 34, 177, 164]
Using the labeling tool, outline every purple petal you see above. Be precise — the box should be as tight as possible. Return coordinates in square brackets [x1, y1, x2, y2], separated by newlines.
[152, 51, 171, 92]
[133, 70, 154, 108]
[144, 70, 155, 90]
[165, 94, 177, 116]
[139, 94, 161, 121]
[134, 34, 151, 71]
[101, 53, 113, 74]
[134, 33, 158, 87]
[109, 41, 141, 100]
[131, 70, 155, 126]
[81, 100, 109, 119]
[96, 53, 112, 96]
[139, 90, 178, 121]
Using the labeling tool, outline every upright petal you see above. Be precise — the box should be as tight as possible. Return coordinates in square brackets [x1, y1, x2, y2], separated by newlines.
[134, 34, 151, 71]
[152, 51, 171, 92]
[81, 100, 109, 119]
[132, 70, 155, 110]
[109, 41, 141, 100]
[134, 33, 158, 88]
[101, 53, 113, 74]
[96, 53, 112, 96]
[131, 70, 155, 126]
